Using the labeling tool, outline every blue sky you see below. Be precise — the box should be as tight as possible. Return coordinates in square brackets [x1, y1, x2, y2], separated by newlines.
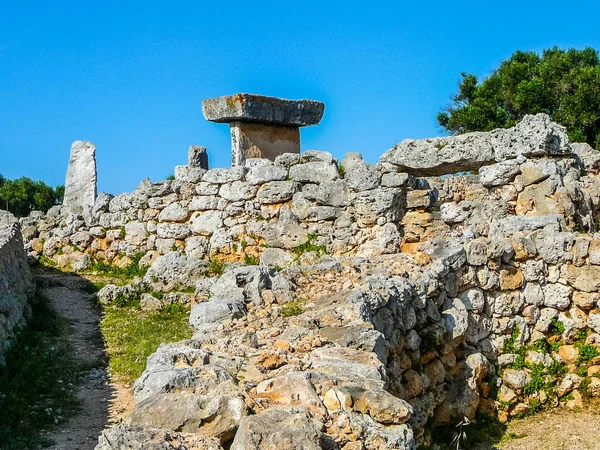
[2, 1, 600, 195]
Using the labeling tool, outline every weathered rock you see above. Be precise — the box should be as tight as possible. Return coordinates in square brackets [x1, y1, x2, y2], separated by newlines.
[230, 406, 322, 450]
[144, 251, 207, 291]
[95, 423, 223, 450]
[188, 145, 209, 169]
[202, 94, 324, 127]
[63, 140, 97, 215]
[379, 114, 571, 176]
[130, 393, 246, 442]
[255, 372, 326, 417]
[189, 299, 246, 328]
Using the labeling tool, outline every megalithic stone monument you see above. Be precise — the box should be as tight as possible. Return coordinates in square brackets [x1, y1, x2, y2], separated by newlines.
[63, 140, 97, 215]
[202, 93, 325, 166]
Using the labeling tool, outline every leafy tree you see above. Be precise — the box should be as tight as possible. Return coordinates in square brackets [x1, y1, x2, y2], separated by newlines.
[0, 175, 63, 217]
[438, 47, 600, 148]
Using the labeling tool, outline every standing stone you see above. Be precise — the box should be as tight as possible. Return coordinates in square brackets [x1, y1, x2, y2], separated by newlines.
[188, 145, 209, 169]
[202, 93, 325, 166]
[63, 141, 97, 214]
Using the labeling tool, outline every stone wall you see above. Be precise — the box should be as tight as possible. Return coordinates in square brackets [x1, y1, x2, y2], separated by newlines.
[23, 150, 408, 269]
[19, 113, 600, 448]
[0, 212, 34, 363]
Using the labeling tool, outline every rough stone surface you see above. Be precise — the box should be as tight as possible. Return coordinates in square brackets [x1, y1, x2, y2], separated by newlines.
[63, 140, 97, 215]
[379, 114, 571, 176]
[202, 93, 325, 127]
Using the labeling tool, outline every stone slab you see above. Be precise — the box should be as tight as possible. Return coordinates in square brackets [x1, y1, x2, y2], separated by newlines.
[202, 93, 324, 127]
[63, 140, 97, 214]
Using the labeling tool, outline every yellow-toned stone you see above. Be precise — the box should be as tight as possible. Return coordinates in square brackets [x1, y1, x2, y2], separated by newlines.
[499, 266, 524, 290]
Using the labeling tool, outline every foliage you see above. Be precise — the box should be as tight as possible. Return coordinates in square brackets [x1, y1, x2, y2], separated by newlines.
[243, 253, 259, 266]
[523, 364, 545, 395]
[207, 257, 225, 277]
[577, 343, 599, 364]
[548, 317, 565, 336]
[87, 252, 147, 280]
[100, 304, 193, 383]
[281, 298, 307, 317]
[293, 233, 328, 258]
[0, 293, 79, 449]
[166, 174, 175, 180]
[438, 47, 600, 148]
[0, 175, 64, 217]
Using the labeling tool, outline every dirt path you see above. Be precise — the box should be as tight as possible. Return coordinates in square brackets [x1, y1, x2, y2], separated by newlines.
[497, 407, 600, 450]
[36, 273, 133, 450]
[473, 406, 600, 450]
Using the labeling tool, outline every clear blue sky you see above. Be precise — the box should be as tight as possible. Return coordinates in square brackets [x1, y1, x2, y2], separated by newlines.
[2, 1, 600, 195]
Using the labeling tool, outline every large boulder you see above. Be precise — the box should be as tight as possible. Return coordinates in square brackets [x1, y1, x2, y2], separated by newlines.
[379, 114, 571, 176]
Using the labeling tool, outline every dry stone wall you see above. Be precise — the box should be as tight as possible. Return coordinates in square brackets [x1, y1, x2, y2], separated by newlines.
[0, 212, 34, 364]
[19, 113, 600, 449]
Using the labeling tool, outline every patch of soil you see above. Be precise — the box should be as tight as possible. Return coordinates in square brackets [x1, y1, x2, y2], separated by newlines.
[477, 406, 600, 450]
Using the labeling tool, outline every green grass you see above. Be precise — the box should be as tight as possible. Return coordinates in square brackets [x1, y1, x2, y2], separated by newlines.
[293, 233, 327, 258]
[281, 298, 307, 317]
[100, 304, 193, 383]
[207, 258, 225, 277]
[243, 253, 259, 266]
[87, 252, 148, 280]
[0, 294, 80, 449]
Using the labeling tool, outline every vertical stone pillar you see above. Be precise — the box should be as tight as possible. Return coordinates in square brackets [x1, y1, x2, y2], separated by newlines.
[63, 140, 97, 215]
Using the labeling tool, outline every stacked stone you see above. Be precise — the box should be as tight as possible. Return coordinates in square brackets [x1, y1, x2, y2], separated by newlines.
[0, 212, 35, 363]
[24, 150, 406, 270]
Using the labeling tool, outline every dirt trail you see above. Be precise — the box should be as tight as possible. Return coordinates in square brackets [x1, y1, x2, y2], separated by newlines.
[37, 273, 133, 450]
[496, 407, 600, 450]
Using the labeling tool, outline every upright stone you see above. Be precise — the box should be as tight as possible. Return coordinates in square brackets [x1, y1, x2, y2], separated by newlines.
[202, 93, 325, 166]
[188, 145, 209, 169]
[63, 140, 97, 214]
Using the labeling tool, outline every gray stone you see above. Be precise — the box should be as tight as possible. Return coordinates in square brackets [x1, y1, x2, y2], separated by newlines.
[190, 211, 223, 236]
[245, 163, 287, 185]
[219, 181, 258, 201]
[188, 145, 209, 169]
[542, 283, 572, 310]
[63, 140, 97, 215]
[478, 160, 521, 187]
[158, 202, 189, 223]
[130, 392, 245, 442]
[156, 223, 191, 240]
[202, 93, 324, 127]
[230, 406, 322, 450]
[203, 167, 246, 184]
[341, 156, 381, 191]
[259, 248, 294, 268]
[189, 299, 246, 328]
[572, 142, 600, 172]
[256, 181, 299, 204]
[289, 161, 339, 184]
[380, 114, 571, 176]
[95, 423, 222, 450]
[144, 251, 207, 291]
[174, 165, 205, 183]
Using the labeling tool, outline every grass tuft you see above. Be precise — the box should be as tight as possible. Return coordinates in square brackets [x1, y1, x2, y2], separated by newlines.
[100, 305, 193, 383]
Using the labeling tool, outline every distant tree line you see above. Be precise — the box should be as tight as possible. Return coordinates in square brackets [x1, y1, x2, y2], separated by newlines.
[438, 47, 600, 148]
[0, 175, 64, 217]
